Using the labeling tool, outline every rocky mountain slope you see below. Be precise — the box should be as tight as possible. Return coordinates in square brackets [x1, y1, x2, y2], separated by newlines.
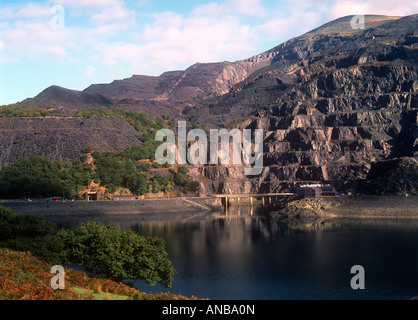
[0, 117, 141, 168]
[5, 14, 418, 194]
[186, 14, 418, 194]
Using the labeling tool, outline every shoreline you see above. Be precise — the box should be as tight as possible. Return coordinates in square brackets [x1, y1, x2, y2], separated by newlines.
[268, 195, 418, 220]
[1, 195, 417, 219]
[0, 197, 221, 216]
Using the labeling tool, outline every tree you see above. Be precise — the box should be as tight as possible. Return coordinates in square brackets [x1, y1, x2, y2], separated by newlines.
[0, 156, 73, 199]
[126, 172, 149, 195]
[58, 222, 176, 288]
[94, 153, 136, 187]
[177, 166, 189, 175]
[184, 181, 201, 193]
[0, 206, 64, 263]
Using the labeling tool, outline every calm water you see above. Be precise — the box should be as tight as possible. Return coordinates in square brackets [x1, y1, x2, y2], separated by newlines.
[48, 207, 418, 300]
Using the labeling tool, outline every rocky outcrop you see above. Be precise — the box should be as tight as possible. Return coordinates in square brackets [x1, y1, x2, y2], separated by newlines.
[182, 14, 418, 194]
[364, 157, 418, 195]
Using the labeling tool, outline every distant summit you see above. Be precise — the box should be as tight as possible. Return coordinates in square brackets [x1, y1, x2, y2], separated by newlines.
[23, 85, 112, 113]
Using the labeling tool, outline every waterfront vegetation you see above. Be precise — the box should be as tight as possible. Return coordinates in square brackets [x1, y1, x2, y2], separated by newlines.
[0, 205, 188, 300]
[0, 155, 200, 199]
[58, 221, 176, 287]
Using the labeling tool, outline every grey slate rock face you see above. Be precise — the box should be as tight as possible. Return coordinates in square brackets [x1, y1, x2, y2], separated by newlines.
[0, 117, 141, 168]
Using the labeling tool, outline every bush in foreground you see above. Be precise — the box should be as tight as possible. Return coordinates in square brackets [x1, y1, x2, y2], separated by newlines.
[0, 248, 195, 300]
[58, 222, 176, 288]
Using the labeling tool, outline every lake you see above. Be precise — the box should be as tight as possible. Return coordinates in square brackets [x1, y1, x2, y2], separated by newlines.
[47, 206, 418, 300]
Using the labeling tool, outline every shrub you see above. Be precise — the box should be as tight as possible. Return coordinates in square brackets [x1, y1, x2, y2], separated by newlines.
[0, 206, 64, 263]
[0, 156, 77, 199]
[177, 166, 189, 175]
[183, 181, 201, 193]
[58, 222, 176, 288]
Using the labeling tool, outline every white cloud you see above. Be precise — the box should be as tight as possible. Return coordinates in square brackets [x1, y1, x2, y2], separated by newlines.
[327, 0, 418, 19]
[53, 0, 123, 9]
[0, 0, 137, 65]
[84, 65, 96, 78]
[1, 0, 418, 99]
[54, 0, 136, 23]
[0, 2, 51, 20]
[94, 42, 145, 66]
[0, 20, 70, 60]
[191, 0, 268, 19]
[134, 7, 257, 71]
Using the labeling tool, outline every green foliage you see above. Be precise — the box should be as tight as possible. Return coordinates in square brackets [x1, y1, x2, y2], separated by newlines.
[73, 108, 167, 134]
[74, 109, 168, 163]
[172, 167, 189, 187]
[0, 206, 64, 263]
[151, 175, 174, 193]
[173, 172, 187, 186]
[137, 162, 151, 172]
[94, 152, 136, 187]
[121, 137, 160, 162]
[0, 156, 92, 199]
[183, 181, 201, 193]
[125, 172, 149, 195]
[225, 119, 247, 129]
[177, 166, 189, 175]
[0, 104, 55, 118]
[169, 166, 200, 192]
[0, 156, 69, 199]
[58, 222, 176, 288]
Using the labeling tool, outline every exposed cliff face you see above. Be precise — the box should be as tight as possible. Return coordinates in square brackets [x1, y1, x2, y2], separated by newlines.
[8, 14, 418, 194]
[365, 157, 418, 195]
[184, 14, 418, 194]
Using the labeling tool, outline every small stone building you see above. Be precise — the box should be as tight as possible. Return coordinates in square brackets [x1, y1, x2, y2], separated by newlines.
[296, 184, 338, 198]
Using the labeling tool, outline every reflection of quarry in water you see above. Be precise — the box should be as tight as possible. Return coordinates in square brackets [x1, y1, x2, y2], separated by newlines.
[45, 207, 418, 299]
[128, 206, 348, 260]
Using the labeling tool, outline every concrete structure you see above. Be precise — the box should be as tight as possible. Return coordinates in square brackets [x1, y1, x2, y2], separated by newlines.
[113, 195, 136, 201]
[84, 192, 99, 201]
[213, 193, 294, 211]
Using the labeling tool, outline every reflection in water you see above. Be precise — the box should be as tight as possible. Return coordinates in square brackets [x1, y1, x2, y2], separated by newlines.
[47, 206, 418, 300]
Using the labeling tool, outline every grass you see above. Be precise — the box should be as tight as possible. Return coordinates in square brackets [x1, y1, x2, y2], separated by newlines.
[0, 248, 199, 300]
[71, 287, 131, 300]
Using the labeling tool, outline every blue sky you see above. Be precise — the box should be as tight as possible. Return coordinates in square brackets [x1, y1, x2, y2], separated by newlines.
[0, 0, 417, 105]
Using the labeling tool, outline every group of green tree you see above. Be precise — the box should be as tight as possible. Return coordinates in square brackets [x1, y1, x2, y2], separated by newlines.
[0, 156, 90, 199]
[0, 154, 200, 200]
[0, 104, 55, 118]
[0, 205, 175, 288]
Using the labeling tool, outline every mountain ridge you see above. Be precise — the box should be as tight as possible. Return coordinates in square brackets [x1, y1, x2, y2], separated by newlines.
[20, 14, 412, 118]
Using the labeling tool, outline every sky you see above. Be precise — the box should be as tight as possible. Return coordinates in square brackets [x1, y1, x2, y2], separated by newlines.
[0, 0, 417, 105]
